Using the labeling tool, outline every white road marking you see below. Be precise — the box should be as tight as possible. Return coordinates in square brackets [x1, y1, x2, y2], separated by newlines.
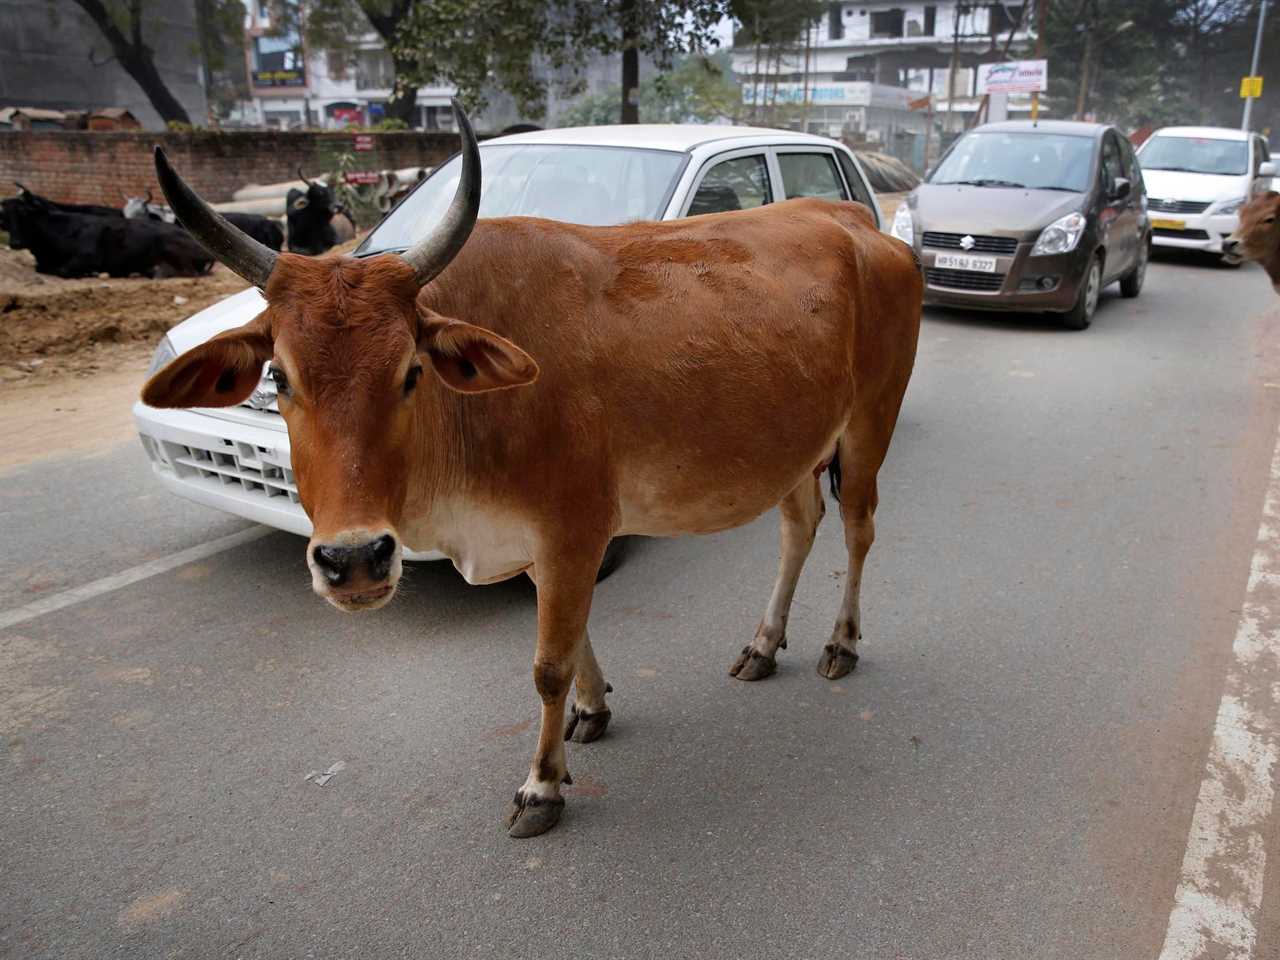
[0, 526, 271, 632]
[1158, 428, 1280, 959]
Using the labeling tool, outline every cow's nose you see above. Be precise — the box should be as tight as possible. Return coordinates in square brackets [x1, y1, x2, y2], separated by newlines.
[367, 534, 397, 582]
[1223, 238, 1240, 254]
[313, 544, 352, 586]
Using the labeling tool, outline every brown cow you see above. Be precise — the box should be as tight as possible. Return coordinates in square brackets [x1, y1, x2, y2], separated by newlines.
[141, 102, 923, 838]
[1224, 191, 1280, 291]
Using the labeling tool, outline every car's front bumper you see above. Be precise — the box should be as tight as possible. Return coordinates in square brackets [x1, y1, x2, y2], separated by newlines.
[133, 402, 444, 561]
[1148, 209, 1236, 253]
[919, 243, 1087, 313]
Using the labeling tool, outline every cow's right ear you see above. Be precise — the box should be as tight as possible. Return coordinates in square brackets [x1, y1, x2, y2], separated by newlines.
[141, 317, 273, 409]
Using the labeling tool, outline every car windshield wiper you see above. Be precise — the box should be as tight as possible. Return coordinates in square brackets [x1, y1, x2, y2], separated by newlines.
[1034, 185, 1083, 192]
[938, 178, 1028, 188]
[1143, 165, 1211, 174]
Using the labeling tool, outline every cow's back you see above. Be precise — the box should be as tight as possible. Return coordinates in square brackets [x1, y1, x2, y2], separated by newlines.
[419, 199, 921, 533]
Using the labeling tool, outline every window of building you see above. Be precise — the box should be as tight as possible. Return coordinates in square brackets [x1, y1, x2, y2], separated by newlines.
[252, 30, 305, 87]
[924, 5, 937, 35]
[990, 5, 1024, 36]
[326, 50, 348, 81]
[828, 5, 844, 40]
[355, 48, 395, 90]
[870, 8, 905, 38]
[689, 155, 771, 215]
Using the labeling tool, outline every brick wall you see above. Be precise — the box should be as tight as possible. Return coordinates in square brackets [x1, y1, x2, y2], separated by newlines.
[0, 130, 463, 205]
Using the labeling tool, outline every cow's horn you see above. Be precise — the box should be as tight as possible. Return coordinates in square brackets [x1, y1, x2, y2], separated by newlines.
[154, 146, 277, 289]
[400, 98, 480, 287]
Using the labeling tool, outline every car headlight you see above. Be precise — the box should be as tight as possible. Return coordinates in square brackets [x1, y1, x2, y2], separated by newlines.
[890, 202, 914, 245]
[1031, 212, 1087, 256]
[146, 334, 178, 377]
[1215, 196, 1248, 216]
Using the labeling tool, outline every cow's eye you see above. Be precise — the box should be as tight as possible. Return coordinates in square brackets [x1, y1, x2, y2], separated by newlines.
[1266, 216, 1277, 224]
[404, 364, 422, 396]
[268, 365, 290, 395]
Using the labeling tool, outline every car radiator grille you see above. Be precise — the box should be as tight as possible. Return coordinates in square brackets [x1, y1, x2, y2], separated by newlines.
[925, 268, 1006, 292]
[1153, 227, 1211, 240]
[238, 366, 281, 416]
[1147, 198, 1211, 215]
[921, 232, 1018, 255]
[168, 438, 300, 503]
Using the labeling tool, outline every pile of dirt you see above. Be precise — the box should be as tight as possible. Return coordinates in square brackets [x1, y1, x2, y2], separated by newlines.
[0, 248, 246, 382]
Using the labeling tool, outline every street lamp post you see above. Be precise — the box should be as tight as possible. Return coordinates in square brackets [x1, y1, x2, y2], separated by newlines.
[1075, 18, 1133, 121]
[1243, 0, 1269, 131]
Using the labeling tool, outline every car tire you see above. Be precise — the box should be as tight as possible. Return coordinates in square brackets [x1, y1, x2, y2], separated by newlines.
[1063, 255, 1102, 330]
[596, 537, 629, 582]
[1120, 240, 1148, 298]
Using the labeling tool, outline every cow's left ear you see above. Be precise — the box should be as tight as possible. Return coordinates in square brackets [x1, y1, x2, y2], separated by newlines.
[141, 315, 273, 408]
[417, 312, 539, 394]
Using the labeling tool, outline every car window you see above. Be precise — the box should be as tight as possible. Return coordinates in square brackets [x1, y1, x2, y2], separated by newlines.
[1101, 133, 1124, 192]
[835, 151, 875, 210]
[1253, 136, 1268, 173]
[777, 152, 848, 201]
[1121, 137, 1144, 192]
[687, 154, 771, 215]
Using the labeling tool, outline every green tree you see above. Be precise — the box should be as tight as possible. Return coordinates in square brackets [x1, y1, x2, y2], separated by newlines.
[557, 50, 743, 125]
[730, 0, 824, 125]
[71, 0, 193, 124]
[195, 0, 248, 119]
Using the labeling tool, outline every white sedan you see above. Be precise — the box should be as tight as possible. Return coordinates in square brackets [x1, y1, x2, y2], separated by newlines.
[134, 124, 882, 560]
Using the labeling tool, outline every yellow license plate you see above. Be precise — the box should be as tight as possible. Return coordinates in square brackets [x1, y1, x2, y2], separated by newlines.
[1151, 218, 1185, 230]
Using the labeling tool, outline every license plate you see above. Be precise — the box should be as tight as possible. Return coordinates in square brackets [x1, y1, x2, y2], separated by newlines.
[934, 253, 997, 272]
[1150, 218, 1185, 230]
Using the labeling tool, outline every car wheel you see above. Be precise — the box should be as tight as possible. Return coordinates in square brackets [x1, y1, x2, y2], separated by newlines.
[1063, 255, 1102, 330]
[596, 537, 629, 582]
[1120, 240, 1148, 298]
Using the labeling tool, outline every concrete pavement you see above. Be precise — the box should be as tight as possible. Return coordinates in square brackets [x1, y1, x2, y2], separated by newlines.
[3, 254, 1280, 959]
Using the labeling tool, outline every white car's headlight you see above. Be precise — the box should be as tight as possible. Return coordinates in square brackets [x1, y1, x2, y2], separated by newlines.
[1031, 212, 1087, 256]
[146, 334, 178, 377]
[1215, 196, 1248, 216]
[890, 202, 914, 245]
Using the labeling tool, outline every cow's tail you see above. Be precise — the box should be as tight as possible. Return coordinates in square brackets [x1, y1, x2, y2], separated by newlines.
[827, 442, 842, 503]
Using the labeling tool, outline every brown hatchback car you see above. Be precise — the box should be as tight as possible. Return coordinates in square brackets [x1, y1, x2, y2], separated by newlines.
[890, 120, 1152, 329]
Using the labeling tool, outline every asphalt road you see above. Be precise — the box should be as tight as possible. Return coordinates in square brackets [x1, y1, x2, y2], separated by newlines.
[3, 253, 1280, 960]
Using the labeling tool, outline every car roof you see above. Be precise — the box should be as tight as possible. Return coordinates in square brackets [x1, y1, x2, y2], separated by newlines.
[482, 124, 843, 154]
[973, 119, 1108, 138]
[1148, 126, 1250, 141]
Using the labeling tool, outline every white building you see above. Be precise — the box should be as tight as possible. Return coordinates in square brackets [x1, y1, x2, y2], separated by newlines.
[732, 2, 1038, 167]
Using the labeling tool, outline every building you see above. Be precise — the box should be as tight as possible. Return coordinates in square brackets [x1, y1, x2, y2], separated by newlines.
[0, 0, 208, 130]
[230, 5, 455, 130]
[732, 2, 1038, 168]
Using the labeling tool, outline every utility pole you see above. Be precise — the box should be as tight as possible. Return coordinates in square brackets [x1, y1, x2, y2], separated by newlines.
[1243, 0, 1269, 131]
[946, 3, 964, 132]
[1031, 0, 1049, 122]
[1075, 0, 1095, 121]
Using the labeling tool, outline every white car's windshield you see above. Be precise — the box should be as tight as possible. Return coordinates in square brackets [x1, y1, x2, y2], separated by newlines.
[929, 132, 1095, 192]
[1139, 136, 1248, 176]
[360, 144, 686, 254]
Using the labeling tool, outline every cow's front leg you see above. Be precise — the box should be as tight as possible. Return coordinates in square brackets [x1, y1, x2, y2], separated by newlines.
[506, 548, 602, 839]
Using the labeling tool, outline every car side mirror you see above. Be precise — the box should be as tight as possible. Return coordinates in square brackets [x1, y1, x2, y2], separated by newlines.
[1260, 161, 1277, 177]
[1109, 177, 1132, 200]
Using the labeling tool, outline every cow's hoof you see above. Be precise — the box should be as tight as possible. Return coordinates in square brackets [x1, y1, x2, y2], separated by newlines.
[817, 644, 859, 680]
[729, 646, 777, 681]
[564, 704, 611, 743]
[505, 791, 565, 839]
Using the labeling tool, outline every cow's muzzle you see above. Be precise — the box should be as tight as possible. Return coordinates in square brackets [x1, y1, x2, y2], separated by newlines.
[1222, 237, 1243, 263]
[308, 531, 401, 611]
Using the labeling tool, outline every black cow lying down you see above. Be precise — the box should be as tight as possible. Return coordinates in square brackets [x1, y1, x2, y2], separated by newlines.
[2, 192, 212, 278]
[124, 193, 285, 252]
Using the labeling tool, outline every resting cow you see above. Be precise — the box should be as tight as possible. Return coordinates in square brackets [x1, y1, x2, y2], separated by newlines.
[142, 102, 922, 838]
[1224, 191, 1280, 292]
[286, 171, 351, 255]
[125, 193, 285, 252]
[4, 192, 211, 277]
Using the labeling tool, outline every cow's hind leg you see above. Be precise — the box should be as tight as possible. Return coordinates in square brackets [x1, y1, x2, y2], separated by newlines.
[819, 416, 894, 680]
[730, 474, 825, 681]
[564, 631, 612, 744]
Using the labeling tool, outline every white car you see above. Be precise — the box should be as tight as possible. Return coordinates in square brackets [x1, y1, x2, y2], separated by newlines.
[1136, 125, 1274, 261]
[134, 125, 882, 560]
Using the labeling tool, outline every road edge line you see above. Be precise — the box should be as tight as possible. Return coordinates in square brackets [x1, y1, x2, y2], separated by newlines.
[1157, 427, 1280, 959]
[0, 526, 272, 632]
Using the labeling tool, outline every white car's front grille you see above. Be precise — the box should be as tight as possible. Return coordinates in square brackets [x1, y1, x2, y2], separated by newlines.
[167, 437, 300, 504]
